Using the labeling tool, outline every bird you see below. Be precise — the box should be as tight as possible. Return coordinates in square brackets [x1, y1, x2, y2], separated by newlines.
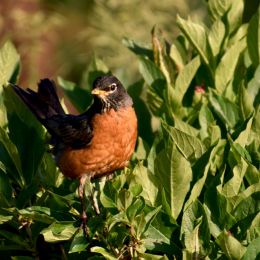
[11, 75, 138, 234]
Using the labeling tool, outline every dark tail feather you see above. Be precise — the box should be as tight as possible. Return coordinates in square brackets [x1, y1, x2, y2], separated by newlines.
[11, 78, 65, 123]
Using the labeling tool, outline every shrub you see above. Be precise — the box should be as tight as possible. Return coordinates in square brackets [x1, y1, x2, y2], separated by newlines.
[0, 0, 259, 259]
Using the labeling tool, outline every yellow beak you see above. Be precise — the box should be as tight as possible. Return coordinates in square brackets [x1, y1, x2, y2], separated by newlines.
[91, 89, 108, 96]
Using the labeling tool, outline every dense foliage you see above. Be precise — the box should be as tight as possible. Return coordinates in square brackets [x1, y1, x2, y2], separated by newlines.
[0, 0, 259, 259]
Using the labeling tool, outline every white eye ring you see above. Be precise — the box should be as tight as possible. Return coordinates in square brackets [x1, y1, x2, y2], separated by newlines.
[110, 83, 117, 91]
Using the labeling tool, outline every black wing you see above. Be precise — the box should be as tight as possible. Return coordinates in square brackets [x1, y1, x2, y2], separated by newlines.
[45, 114, 93, 148]
[11, 79, 93, 149]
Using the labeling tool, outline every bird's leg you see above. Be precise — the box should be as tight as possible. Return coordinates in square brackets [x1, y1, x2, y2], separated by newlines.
[78, 175, 90, 236]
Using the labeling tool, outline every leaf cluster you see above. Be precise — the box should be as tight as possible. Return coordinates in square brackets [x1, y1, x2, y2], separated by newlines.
[0, 0, 259, 259]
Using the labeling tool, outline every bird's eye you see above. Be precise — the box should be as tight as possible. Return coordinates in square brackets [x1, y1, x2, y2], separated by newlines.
[103, 83, 117, 92]
[110, 83, 117, 91]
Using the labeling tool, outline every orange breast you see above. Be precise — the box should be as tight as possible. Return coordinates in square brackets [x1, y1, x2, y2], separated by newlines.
[57, 107, 137, 179]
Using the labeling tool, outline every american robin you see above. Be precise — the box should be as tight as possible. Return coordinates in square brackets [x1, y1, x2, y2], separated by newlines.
[11, 75, 138, 232]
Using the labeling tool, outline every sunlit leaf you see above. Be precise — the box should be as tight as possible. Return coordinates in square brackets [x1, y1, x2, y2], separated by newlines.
[132, 163, 158, 206]
[91, 246, 117, 260]
[247, 65, 260, 105]
[17, 206, 55, 224]
[176, 15, 210, 66]
[174, 56, 200, 104]
[208, 0, 230, 20]
[0, 215, 12, 224]
[215, 39, 246, 94]
[222, 155, 248, 197]
[242, 236, 260, 260]
[163, 123, 205, 161]
[155, 136, 192, 219]
[41, 222, 77, 242]
[170, 42, 185, 71]
[208, 19, 225, 57]
[181, 200, 210, 255]
[247, 212, 260, 242]
[227, 0, 244, 34]
[0, 41, 20, 87]
[216, 231, 246, 259]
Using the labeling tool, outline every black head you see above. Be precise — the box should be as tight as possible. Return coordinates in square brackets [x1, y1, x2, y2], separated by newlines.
[91, 75, 132, 112]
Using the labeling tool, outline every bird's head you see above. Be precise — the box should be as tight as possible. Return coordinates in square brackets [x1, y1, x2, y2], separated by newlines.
[91, 75, 132, 112]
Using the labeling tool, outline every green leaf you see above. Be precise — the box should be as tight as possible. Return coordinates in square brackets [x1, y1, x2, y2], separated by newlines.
[238, 85, 254, 120]
[69, 229, 88, 253]
[143, 214, 175, 251]
[170, 42, 185, 71]
[0, 41, 20, 87]
[17, 206, 55, 224]
[155, 135, 192, 219]
[208, 0, 231, 20]
[163, 123, 205, 161]
[39, 153, 60, 187]
[139, 57, 166, 115]
[4, 86, 46, 186]
[242, 236, 260, 260]
[136, 206, 162, 237]
[138, 252, 169, 260]
[58, 77, 92, 113]
[205, 172, 237, 230]
[232, 190, 260, 223]
[132, 163, 158, 206]
[215, 40, 246, 94]
[122, 37, 153, 59]
[0, 127, 24, 187]
[0, 41, 18, 126]
[91, 246, 117, 260]
[222, 155, 248, 197]
[0, 215, 12, 224]
[151, 28, 175, 85]
[234, 117, 253, 148]
[185, 148, 213, 208]
[0, 230, 31, 250]
[247, 212, 260, 242]
[209, 90, 240, 130]
[199, 103, 216, 141]
[216, 231, 246, 260]
[0, 171, 13, 207]
[176, 15, 210, 66]
[174, 116, 199, 137]
[181, 200, 211, 255]
[117, 189, 133, 211]
[247, 65, 260, 105]
[126, 197, 145, 223]
[209, 139, 226, 175]
[41, 222, 77, 242]
[208, 19, 225, 58]
[139, 57, 165, 89]
[227, 0, 244, 34]
[174, 56, 201, 104]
